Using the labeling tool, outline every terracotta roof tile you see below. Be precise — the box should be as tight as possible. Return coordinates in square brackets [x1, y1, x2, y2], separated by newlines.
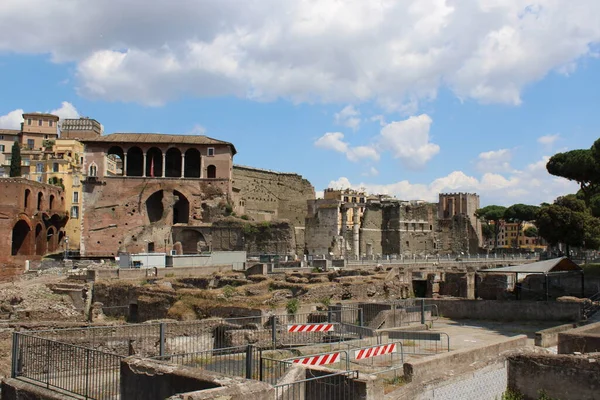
[81, 133, 237, 154]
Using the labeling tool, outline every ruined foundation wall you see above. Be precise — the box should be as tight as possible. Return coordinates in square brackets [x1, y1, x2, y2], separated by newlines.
[305, 204, 341, 255]
[81, 178, 228, 257]
[232, 165, 315, 226]
[211, 219, 297, 255]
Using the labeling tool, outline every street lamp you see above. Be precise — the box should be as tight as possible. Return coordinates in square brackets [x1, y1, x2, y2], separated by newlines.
[64, 236, 69, 261]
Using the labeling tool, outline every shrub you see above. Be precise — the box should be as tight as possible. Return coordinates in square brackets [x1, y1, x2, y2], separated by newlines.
[286, 299, 300, 314]
[222, 285, 237, 298]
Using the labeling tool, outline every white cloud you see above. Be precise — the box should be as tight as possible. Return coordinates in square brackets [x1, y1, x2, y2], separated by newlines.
[314, 132, 379, 162]
[370, 115, 386, 126]
[334, 105, 361, 130]
[0, 1, 598, 106]
[378, 114, 439, 168]
[328, 155, 579, 206]
[187, 124, 207, 135]
[0, 108, 24, 129]
[316, 114, 439, 168]
[0, 102, 79, 129]
[362, 167, 379, 177]
[51, 101, 80, 121]
[537, 133, 560, 146]
[475, 148, 513, 173]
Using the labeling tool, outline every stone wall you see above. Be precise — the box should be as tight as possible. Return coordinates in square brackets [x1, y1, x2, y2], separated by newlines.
[211, 219, 297, 256]
[507, 353, 600, 400]
[81, 177, 229, 257]
[231, 165, 315, 227]
[0, 178, 68, 279]
[305, 201, 341, 255]
[557, 322, 600, 354]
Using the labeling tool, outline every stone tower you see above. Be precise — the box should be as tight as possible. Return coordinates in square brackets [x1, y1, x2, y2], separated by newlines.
[438, 193, 483, 248]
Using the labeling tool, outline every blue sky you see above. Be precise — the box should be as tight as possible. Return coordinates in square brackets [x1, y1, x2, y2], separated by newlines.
[1, 0, 599, 206]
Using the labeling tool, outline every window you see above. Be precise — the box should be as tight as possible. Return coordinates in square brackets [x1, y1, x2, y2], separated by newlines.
[70, 206, 79, 219]
[53, 163, 59, 172]
[73, 176, 80, 186]
[27, 119, 32, 125]
[27, 139, 35, 149]
[73, 192, 79, 203]
[49, 121, 53, 127]
[36, 163, 43, 173]
[0, 135, 4, 140]
[207, 147, 215, 156]
[89, 164, 97, 177]
[0, 145, 4, 152]
[38, 119, 42, 126]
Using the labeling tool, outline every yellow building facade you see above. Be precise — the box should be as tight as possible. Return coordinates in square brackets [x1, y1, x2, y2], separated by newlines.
[28, 139, 84, 251]
[487, 221, 546, 251]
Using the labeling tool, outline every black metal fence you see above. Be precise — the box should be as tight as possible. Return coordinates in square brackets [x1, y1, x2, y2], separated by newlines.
[13, 333, 122, 400]
[152, 344, 262, 380]
[274, 369, 363, 400]
[351, 299, 438, 329]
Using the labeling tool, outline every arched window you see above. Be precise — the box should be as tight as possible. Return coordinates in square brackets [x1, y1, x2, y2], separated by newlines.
[173, 191, 190, 224]
[107, 146, 125, 176]
[37, 192, 43, 210]
[89, 163, 98, 177]
[145, 147, 163, 178]
[24, 189, 30, 208]
[49, 195, 55, 210]
[126, 147, 144, 177]
[165, 148, 182, 177]
[207, 165, 216, 179]
[184, 148, 201, 178]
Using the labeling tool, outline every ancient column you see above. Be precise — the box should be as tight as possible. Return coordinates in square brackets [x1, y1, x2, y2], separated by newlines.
[162, 153, 166, 177]
[142, 152, 147, 177]
[352, 207, 360, 258]
[123, 153, 128, 176]
[181, 153, 186, 178]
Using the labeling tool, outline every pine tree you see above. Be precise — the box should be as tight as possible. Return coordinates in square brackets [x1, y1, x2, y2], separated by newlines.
[9, 141, 21, 177]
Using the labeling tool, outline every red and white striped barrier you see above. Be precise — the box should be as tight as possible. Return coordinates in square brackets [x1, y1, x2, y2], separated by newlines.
[354, 344, 397, 360]
[292, 352, 341, 366]
[287, 323, 335, 333]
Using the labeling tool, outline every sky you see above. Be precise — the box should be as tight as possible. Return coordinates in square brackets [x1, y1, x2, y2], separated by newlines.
[1, 0, 599, 206]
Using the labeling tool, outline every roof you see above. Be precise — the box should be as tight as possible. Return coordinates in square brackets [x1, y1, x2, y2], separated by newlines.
[0, 129, 20, 136]
[478, 257, 582, 274]
[81, 133, 237, 155]
[22, 112, 60, 120]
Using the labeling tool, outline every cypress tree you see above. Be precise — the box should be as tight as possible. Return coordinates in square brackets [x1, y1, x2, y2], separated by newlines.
[9, 141, 21, 177]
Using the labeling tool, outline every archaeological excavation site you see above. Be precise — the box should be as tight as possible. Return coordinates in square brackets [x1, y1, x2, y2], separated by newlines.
[0, 254, 599, 400]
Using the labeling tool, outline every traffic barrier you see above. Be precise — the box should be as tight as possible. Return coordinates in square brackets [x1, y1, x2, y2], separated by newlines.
[354, 343, 397, 360]
[292, 352, 341, 366]
[287, 323, 335, 333]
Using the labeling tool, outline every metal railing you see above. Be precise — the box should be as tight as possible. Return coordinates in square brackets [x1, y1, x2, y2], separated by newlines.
[383, 330, 450, 355]
[345, 253, 538, 265]
[274, 369, 362, 400]
[152, 344, 261, 380]
[351, 300, 438, 329]
[12, 333, 123, 400]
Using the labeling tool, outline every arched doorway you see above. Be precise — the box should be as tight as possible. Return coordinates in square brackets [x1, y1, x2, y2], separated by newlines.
[35, 224, 45, 255]
[184, 148, 201, 178]
[178, 229, 207, 254]
[146, 191, 164, 223]
[207, 165, 216, 179]
[37, 192, 44, 210]
[126, 147, 144, 177]
[145, 147, 163, 178]
[47, 227, 56, 253]
[165, 148, 182, 177]
[173, 191, 190, 224]
[107, 146, 125, 176]
[12, 220, 32, 256]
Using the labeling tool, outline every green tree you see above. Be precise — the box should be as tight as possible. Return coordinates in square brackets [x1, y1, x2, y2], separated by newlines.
[524, 226, 538, 238]
[547, 149, 600, 203]
[504, 204, 540, 249]
[9, 141, 21, 177]
[537, 195, 600, 255]
[476, 205, 506, 250]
